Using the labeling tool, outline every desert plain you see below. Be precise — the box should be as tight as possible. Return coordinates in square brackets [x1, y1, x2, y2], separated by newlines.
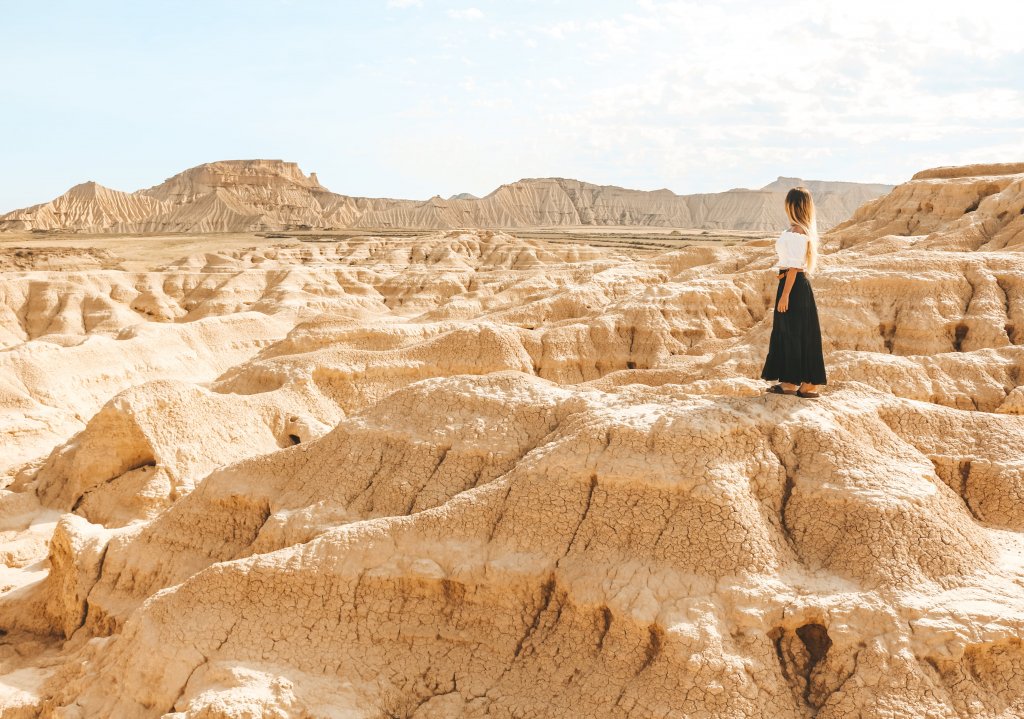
[0, 161, 1024, 718]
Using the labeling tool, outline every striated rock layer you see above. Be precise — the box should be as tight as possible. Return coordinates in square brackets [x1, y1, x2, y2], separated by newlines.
[0, 160, 892, 233]
[0, 164, 1023, 717]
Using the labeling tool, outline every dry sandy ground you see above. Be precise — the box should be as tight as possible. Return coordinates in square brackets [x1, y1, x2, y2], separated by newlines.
[0, 164, 1024, 718]
[0, 226, 761, 272]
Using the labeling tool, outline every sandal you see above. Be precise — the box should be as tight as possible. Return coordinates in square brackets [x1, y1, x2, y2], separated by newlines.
[768, 384, 797, 395]
[796, 389, 820, 399]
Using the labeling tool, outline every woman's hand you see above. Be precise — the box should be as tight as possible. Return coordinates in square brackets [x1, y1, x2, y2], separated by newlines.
[777, 268, 797, 312]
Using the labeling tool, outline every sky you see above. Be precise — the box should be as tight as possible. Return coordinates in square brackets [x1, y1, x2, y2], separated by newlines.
[1, 0, 1022, 211]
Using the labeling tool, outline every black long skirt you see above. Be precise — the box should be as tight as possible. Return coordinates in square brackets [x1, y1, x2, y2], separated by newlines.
[760, 271, 827, 386]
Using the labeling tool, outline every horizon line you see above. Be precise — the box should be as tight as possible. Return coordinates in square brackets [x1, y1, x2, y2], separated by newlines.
[0, 159, 901, 214]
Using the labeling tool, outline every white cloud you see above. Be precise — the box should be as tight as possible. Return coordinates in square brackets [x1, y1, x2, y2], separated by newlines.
[447, 7, 484, 21]
[522, 0, 1024, 188]
[366, 0, 1024, 194]
[537, 21, 579, 40]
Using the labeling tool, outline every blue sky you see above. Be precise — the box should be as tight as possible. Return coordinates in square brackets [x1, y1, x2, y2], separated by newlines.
[1, 0, 1022, 210]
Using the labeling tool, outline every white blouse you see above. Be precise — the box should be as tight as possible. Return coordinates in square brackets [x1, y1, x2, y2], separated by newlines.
[773, 230, 809, 270]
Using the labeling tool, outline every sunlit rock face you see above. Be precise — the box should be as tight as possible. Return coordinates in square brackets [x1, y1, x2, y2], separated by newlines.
[0, 159, 890, 233]
[1, 164, 1024, 718]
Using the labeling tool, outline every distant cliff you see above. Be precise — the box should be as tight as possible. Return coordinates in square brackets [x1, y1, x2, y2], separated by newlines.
[0, 159, 893, 233]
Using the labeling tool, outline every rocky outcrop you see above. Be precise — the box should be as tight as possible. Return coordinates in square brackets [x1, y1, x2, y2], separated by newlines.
[0, 164, 1023, 717]
[0, 181, 167, 232]
[829, 162, 1024, 250]
[0, 160, 892, 233]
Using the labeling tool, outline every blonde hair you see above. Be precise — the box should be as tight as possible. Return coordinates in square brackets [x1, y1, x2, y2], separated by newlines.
[785, 187, 819, 273]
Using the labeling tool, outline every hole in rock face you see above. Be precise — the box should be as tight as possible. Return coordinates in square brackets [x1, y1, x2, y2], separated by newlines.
[596, 606, 613, 650]
[639, 624, 665, 672]
[770, 622, 836, 709]
[288, 434, 301, 445]
[964, 200, 980, 213]
[878, 322, 895, 353]
[1009, 365, 1023, 386]
[953, 323, 969, 352]
[796, 623, 832, 669]
[626, 361, 637, 369]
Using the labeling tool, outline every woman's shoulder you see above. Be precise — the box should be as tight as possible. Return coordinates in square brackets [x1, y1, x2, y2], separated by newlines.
[779, 228, 808, 242]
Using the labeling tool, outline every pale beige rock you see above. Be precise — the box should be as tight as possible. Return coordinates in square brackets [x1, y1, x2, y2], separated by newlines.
[0, 160, 892, 234]
[829, 163, 1024, 251]
[0, 164, 1023, 718]
[0, 182, 167, 234]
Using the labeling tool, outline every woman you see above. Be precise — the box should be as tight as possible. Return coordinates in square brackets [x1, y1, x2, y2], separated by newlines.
[761, 187, 827, 398]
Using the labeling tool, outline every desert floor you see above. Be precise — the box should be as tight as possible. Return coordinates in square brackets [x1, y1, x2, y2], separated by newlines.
[0, 226, 763, 271]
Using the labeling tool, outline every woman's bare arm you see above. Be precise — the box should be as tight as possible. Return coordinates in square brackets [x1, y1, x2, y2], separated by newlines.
[777, 267, 798, 312]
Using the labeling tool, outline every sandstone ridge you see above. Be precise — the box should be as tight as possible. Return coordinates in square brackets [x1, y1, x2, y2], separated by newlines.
[0, 160, 892, 233]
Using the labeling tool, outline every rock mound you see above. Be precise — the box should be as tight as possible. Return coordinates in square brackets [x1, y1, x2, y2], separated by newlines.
[829, 163, 1024, 250]
[911, 162, 1024, 180]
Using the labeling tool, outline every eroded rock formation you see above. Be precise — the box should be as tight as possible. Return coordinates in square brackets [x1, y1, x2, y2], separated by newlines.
[0, 163, 1023, 717]
[0, 160, 892, 233]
